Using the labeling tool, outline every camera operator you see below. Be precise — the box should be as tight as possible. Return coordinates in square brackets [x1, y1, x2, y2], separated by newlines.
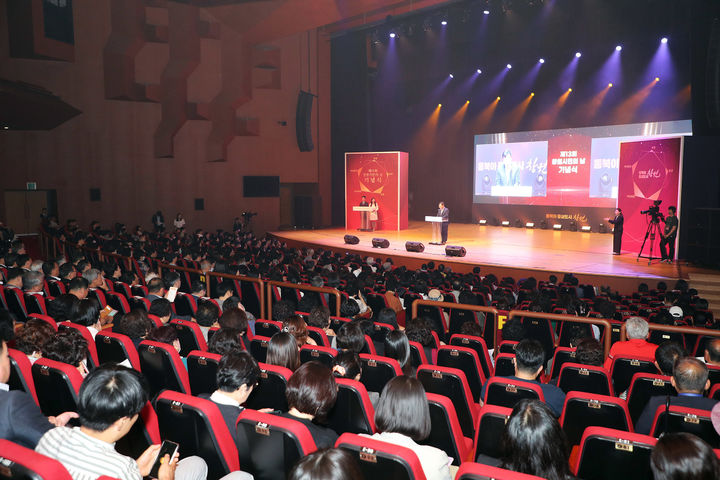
[659, 206, 678, 263]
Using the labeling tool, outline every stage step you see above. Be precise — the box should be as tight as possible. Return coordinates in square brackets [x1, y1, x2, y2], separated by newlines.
[688, 273, 720, 318]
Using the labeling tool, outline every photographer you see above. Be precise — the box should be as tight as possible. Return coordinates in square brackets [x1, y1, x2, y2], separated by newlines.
[659, 206, 678, 263]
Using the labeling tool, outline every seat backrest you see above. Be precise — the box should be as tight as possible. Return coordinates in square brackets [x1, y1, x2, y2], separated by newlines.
[456, 462, 546, 480]
[557, 363, 613, 396]
[473, 404, 513, 461]
[520, 316, 555, 361]
[335, 432, 428, 480]
[236, 409, 317, 480]
[710, 383, 720, 401]
[417, 365, 476, 438]
[306, 326, 331, 347]
[497, 340, 518, 355]
[174, 292, 198, 317]
[105, 292, 130, 314]
[449, 334, 493, 379]
[114, 401, 161, 459]
[548, 347, 576, 380]
[95, 330, 141, 370]
[300, 344, 337, 367]
[559, 392, 631, 447]
[249, 336, 271, 363]
[416, 304, 447, 341]
[7, 348, 39, 404]
[610, 356, 657, 394]
[408, 341, 429, 367]
[31, 357, 83, 417]
[424, 393, 470, 465]
[650, 405, 720, 447]
[87, 289, 107, 308]
[5, 287, 28, 321]
[0, 439, 73, 480]
[48, 280, 66, 298]
[154, 390, 239, 480]
[186, 351, 222, 395]
[707, 365, 720, 387]
[626, 373, 675, 424]
[24, 293, 48, 316]
[58, 322, 100, 368]
[137, 340, 191, 397]
[359, 354, 402, 393]
[436, 345, 486, 402]
[170, 319, 208, 355]
[448, 309, 484, 337]
[494, 353, 516, 378]
[574, 427, 657, 480]
[484, 376, 544, 411]
[245, 362, 292, 412]
[327, 378, 376, 435]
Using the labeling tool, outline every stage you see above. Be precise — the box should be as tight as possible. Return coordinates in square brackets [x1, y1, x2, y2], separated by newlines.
[270, 221, 711, 293]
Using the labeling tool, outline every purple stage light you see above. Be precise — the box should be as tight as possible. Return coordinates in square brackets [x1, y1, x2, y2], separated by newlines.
[661, 37, 668, 44]
[539, 58, 545, 64]
[615, 45, 622, 51]
[506, 64, 512, 69]
[389, 32, 396, 38]
[575, 52, 582, 58]
[441, 20, 447, 26]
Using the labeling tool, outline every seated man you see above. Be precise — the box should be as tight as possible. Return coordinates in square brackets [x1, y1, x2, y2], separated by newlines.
[195, 300, 220, 342]
[604, 317, 658, 370]
[0, 321, 77, 448]
[655, 341, 686, 376]
[480, 338, 566, 417]
[635, 357, 718, 434]
[36, 364, 208, 480]
[703, 338, 720, 367]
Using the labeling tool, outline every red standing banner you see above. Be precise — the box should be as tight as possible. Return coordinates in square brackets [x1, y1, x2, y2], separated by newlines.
[345, 152, 409, 231]
[617, 137, 683, 258]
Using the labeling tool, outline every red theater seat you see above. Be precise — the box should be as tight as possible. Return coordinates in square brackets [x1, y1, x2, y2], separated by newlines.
[0, 439, 73, 480]
[170, 318, 207, 355]
[456, 462, 546, 480]
[436, 345, 486, 402]
[300, 344, 337, 367]
[417, 365, 477, 439]
[186, 350, 222, 395]
[245, 362, 292, 412]
[335, 432, 428, 480]
[95, 330, 141, 370]
[650, 405, 720, 448]
[574, 427, 656, 480]
[473, 404, 512, 461]
[137, 340, 190, 397]
[359, 354, 402, 393]
[559, 392, 632, 447]
[7, 347, 39, 404]
[483, 376, 544, 411]
[425, 392, 472, 465]
[327, 378, 376, 435]
[31, 357, 83, 417]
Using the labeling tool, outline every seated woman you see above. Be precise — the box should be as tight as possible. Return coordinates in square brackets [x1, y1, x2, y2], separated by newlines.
[42, 329, 90, 378]
[651, 432, 720, 480]
[383, 330, 414, 376]
[207, 327, 245, 356]
[266, 332, 300, 372]
[147, 325, 186, 368]
[335, 321, 365, 354]
[405, 317, 437, 363]
[15, 318, 55, 364]
[283, 315, 317, 347]
[332, 350, 378, 406]
[72, 298, 103, 338]
[275, 361, 338, 448]
[113, 309, 153, 348]
[289, 448, 363, 480]
[365, 376, 452, 480]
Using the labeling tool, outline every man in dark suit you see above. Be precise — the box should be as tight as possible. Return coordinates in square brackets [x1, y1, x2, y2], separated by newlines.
[608, 208, 624, 255]
[438, 201, 450, 244]
[0, 322, 77, 448]
[201, 352, 260, 442]
[635, 357, 718, 434]
[146, 277, 165, 302]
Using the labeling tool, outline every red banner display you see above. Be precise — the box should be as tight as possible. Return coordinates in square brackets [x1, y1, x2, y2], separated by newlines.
[345, 152, 409, 231]
[617, 137, 683, 258]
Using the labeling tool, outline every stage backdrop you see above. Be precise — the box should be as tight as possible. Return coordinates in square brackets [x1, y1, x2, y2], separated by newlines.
[618, 137, 683, 258]
[345, 151, 408, 231]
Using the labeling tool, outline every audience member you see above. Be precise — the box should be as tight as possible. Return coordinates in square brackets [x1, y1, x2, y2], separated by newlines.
[148, 298, 172, 324]
[72, 298, 103, 338]
[603, 317, 658, 370]
[650, 432, 720, 480]
[574, 338, 604, 367]
[266, 332, 300, 372]
[288, 448, 363, 480]
[195, 300, 220, 341]
[42, 329, 90, 377]
[703, 338, 720, 366]
[14, 318, 55, 363]
[207, 328, 244, 356]
[383, 330, 413, 376]
[146, 325, 186, 368]
[283, 315, 316, 347]
[335, 321, 365, 354]
[655, 341, 686, 376]
[113, 309, 153, 348]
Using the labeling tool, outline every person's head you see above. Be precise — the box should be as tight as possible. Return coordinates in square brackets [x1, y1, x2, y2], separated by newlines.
[73, 298, 102, 329]
[308, 306, 331, 330]
[207, 328, 244, 356]
[113, 309, 153, 340]
[438, 201, 445, 209]
[340, 298, 360, 318]
[655, 341, 686, 376]
[216, 352, 260, 405]
[283, 315, 311, 347]
[162, 271, 181, 290]
[375, 376, 431, 442]
[148, 298, 172, 322]
[288, 448, 363, 480]
[48, 294, 81, 322]
[190, 280, 206, 297]
[15, 318, 55, 357]
[22, 270, 45, 292]
[615, 208, 622, 215]
[514, 339, 545, 379]
[501, 399, 571, 480]
[82, 268, 104, 289]
[501, 318, 526, 342]
[285, 361, 337, 420]
[651, 432, 719, 480]
[574, 338, 604, 367]
[668, 206, 676, 216]
[43, 329, 89, 369]
[5, 267, 23, 287]
[672, 357, 710, 394]
[216, 281, 234, 300]
[405, 316, 434, 346]
[0, 315, 15, 383]
[147, 325, 180, 353]
[77, 365, 149, 435]
[267, 332, 300, 371]
[42, 260, 60, 278]
[384, 330, 411, 373]
[336, 321, 365, 353]
[332, 350, 362, 380]
[564, 323, 592, 347]
[272, 300, 294, 322]
[68, 277, 90, 299]
[147, 277, 165, 295]
[196, 300, 220, 327]
[218, 308, 248, 333]
[625, 317, 650, 340]
[59, 262, 76, 281]
[704, 339, 720, 364]
[460, 320, 484, 337]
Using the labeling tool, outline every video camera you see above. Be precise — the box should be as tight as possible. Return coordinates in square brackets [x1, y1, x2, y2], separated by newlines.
[640, 200, 664, 223]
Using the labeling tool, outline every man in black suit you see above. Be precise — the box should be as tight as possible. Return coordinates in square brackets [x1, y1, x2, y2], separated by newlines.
[608, 208, 624, 255]
[635, 357, 718, 434]
[146, 277, 165, 302]
[201, 352, 261, 442]
[0, 319, 77, 448]
[438, 202, 450, 244]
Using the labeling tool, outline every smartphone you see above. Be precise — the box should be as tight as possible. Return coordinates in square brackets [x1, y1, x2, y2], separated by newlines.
[165, 286, 178, 303]
[149, 440, 179, 479]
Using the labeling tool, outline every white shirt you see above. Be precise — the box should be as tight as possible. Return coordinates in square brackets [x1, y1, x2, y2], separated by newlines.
[210, 390, 241, 407]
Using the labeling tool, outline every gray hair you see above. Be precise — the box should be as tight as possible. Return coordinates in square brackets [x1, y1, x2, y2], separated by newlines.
[22, 270, 45, 291]
[625, 316, 649, 340]
[82, 268, 101, 284]
[30, 260, 44, 272]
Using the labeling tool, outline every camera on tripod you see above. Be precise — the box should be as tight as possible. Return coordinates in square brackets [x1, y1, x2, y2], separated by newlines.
[640, 200, 664, 223]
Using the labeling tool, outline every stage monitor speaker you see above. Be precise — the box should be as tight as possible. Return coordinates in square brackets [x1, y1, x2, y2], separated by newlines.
[344, 235, 360, 245]
[372, 238, 390, 248]
[445, 245, 467, 257]
[405, 241, 425, 253]
[296, 91, 314, 152]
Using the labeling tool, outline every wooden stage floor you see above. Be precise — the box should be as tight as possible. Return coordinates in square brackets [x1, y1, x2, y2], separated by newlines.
[270, 221, 711, 290]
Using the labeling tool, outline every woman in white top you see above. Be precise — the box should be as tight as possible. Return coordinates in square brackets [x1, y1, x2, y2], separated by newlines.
[369, 198, 379, 231]
[365, 376, 452, 480]
[173, 213, 186, 229]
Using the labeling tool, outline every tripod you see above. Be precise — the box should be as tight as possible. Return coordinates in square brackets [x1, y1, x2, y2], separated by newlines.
[637, 216, 663, 265]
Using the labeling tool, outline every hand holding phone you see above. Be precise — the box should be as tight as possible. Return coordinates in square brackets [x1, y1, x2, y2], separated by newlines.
[149, 440, 179, 479]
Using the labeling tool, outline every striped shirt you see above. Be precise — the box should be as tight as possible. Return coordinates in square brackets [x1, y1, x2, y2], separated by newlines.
[35, 427, 141, 480]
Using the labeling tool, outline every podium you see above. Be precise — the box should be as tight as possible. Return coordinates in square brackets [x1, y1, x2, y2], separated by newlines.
[353, 206, 373, 231]
[425, 216, 443, 244]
